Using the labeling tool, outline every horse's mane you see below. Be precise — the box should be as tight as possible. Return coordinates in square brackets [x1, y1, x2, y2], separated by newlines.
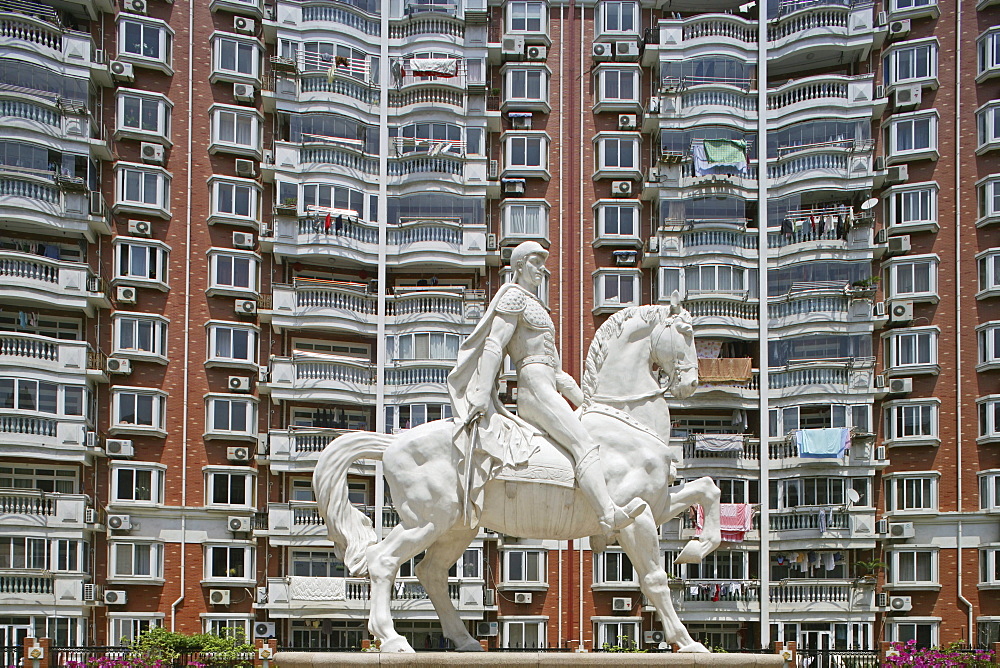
[581, 305, 676, 405]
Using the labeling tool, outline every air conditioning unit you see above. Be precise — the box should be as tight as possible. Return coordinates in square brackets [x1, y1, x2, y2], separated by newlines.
[104, 590, 128, 605]
[612, 180, 633, 196]
[877, 592, 888, 607]
[618, 114, 638, 130]
[501, 35, 526, 57]
[892, 85, 921, 110]
[614, 41, 640, 61]
[486, 233, 498, 252]
[106, 439, 135, 458]
[229, 376, 251, 392]
[873, 301, 887, 317]
[90, 192, 106, 216]
[128, 219, 152, 237]
[117, 286, 137, 304]
[888, 595, 912, 612]
[235, 159, 256, 178]
[233, 83, 255, 103]
[107, 514, 132, 531]
[236, 299, 257, 315]
[643, 630, 666, 645]
[210, 589, 231, 605]
[85, 508, 97, 524]
[233, 232, 255, 249]
[228, 516, 252, 532]
[234, 16, 256, 34]
[83, 583, 101, 601]
[477, 622, 499, 636]
[514, 592, 532, 604]
[886, 164, 909, 185]
[254, 622, 276, 639]
[592, 42, 612, 61]
[500, 247, 514, 264]
[140, 142, 165, 165]
[124, 0, 146, 13]
[109, 61, 134, 82]
[888, 377, 913, 394]
[228, 446, 250, 462]
[889, 521, 915, 539]
[647, 96, 661, 114]
[488, 160, 499, 180]
[887, 235, 911, 256]
[875, 229, 888, 245]
[876, 518, 889, 534]
[525, 45, 547, 60]
[87, 430, 98, 448]
[888, 19, 910, 38]
[612, 597, 633, 611]
[106, 358, 132, 375]
[483, 588, 496, 606]
[889, 300, 914, 322]
[93, 49, 106, 65]
[874, 373, 886, 389]
[877, 10, 888, 25]
[502, 179, 525, 195]
[873, 156, 886, 172]
[510, 115, 532, 130]
[876, 445, 887, 461]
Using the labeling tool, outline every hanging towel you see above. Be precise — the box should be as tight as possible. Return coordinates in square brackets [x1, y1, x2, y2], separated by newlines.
[796, 427, 850, 458]
[719, 503, 753, 542]
[702, 138, 748, 174]
[692, 142, 712, 176]
[694, 433, 745, 453]
[696, 339, 722, 359]
[818, 508, 827, 534]
[698, 358, 753, 383]
[18, 311, 27, 328]
[43, 244, 61, 260]
[410, 58, 459, 77]
[822, 552, 836, 571]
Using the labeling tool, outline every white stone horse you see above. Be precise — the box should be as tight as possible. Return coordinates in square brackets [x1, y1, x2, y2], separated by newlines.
[313, 301, 722, 653]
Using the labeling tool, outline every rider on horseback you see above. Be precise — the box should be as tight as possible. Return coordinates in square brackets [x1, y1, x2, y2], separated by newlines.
[447, 241, 647, 540]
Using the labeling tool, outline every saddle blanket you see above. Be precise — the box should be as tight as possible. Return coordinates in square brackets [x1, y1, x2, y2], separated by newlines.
[494, 434, 577, 489]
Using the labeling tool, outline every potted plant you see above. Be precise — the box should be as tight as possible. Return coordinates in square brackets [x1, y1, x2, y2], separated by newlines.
[854, 559, 886, 584]
[275, 197, 298, 216]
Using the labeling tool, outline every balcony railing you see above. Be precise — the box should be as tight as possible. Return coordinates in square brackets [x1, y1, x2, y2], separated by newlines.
[265, 576, 461, 606]
[0, 491, 93, 527]
[267, 356, 453, 403]
[0, 13, 95, 64]
[0, 332, 92, 373]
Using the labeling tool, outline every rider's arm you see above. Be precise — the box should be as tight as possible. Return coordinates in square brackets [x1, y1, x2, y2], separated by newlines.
[555, 369, 585, 407]
[468, 311, 518, 416]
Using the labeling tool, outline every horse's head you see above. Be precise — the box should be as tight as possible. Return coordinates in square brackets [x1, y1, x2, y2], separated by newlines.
[651, 292, 699, 399]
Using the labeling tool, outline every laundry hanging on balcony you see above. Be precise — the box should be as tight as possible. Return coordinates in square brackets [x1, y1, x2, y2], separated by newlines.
[795, 427, 850, 458]
[692, 139, 748, 177]
[695, 503, 754, 542]
[698, 357, 753, 383]
[693, 433, 745, 453]
[409, 58, 460, 77]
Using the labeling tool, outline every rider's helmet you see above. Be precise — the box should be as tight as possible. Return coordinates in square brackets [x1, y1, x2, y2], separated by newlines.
[510, 240, 549, 274]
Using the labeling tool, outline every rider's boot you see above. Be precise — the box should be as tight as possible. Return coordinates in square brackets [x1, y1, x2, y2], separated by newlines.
[575, 448, 647, 541]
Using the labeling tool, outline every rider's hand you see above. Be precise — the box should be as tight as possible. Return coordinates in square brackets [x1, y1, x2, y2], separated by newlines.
[467, 390, 490, 424]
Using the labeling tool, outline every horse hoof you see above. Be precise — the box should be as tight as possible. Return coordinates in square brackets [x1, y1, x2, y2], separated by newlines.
[677, 642, 710, 653]
[379, 637, 415, 653]
[673, 540, 708, 564]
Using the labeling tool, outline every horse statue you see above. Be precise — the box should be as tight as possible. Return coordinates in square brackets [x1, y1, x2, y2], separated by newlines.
[313, 298, 722, 653]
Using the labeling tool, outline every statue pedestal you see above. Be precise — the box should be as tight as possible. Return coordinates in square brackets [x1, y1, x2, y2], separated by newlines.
[274, 651, 785, 667]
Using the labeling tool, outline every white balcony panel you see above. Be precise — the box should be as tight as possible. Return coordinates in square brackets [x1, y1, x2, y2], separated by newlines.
[0, 415, 91, 462]
[0, 572, 90, 608]
[0, 179, 109, 238]
[0, 14, 95, 70]
[266, 358, 451, 405]
[0, 333, 92, 376]
[0, 492, 95, 531]
[0, 252, 106, 313]
[266, 428, 374, 472]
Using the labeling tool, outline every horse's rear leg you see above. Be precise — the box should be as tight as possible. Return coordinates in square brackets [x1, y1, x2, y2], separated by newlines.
[618, 509, 709, 653]
[414, 527, 481, 651]
[366, 522, 448, 653]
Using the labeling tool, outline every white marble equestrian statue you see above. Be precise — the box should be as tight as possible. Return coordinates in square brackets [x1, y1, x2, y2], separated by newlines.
[314, 241, 722, 653]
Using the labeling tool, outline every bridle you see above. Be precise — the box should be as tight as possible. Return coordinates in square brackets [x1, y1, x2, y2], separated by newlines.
[651, 318, 697, 394]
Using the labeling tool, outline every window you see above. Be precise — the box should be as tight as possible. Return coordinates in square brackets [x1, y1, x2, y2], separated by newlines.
[883, 401, 939, 446]
[595, 620, 640, 649]
[979, 29, 1000, 81]
[979, 471, 1000, 510]
[0, 379, 67, 415]
[600, 1, 638, 33]
[977, 102, 1000, 153]
[118, 18, 173, 71]
[885, 256, 938, 301]
[685, 550, 750, 579]
[505, 68, 547, 108]
[211, 178, 259, 223]
[978, 176, 1000, 226]
[884, 112, 938, 161]
[109, 616, 162, 646]
[111, 541, 164, 578]
[978, 249, 1000, 296]
[982, 549, 1000, 587]
[111, 388, 167, 434]
[111, 465, 165, 504]
[503, 549, 546, 584]
[206, 545, 253, 580]
[0, 536, 46, 569]
[501, 201, 548, 240]
[451, 548, 482, 579]
[886, 621, 937, 648]
[116, 90, 171, 140]
[883, 327, 939, 374]
[202, 617, 251, 639]
[211, 108, 261, 155]
[291, 550, 346, 577]
[206, 396, 257, 437]
[207, 323, 258, 366]
[208, 250, 259, 294]
[596, 202, 639, 240]
[0, 465, 78, 493]
[115, 164, 170, 216]
[889, 0, 937, 16]
[685, 265, 745, 295]
[979, 325, 1000, 371]
[771, 477, 860, 509]
[113, 313, 168, 359]
[884, 183, 938, 232]
[212, 34, 260, 82]
[114, 240, 169, 286]
[300, 183, 365, 215]
[978, 396, 1000, 442]
[502, 620, 545, 649]
[597, 136, 639, 172]
[594, 551, 636, 585]
[595, 271, 639, 312]
[888, 549, 937, 586]
[508, 1, 545, 33]
[882, 40, 937, 86]
[884, 473, 938, 512]
[597, 68, 639, 105]
[52, 539, 88, 572]
[505, 134, 547, 171]
[388, 333, 460, 361]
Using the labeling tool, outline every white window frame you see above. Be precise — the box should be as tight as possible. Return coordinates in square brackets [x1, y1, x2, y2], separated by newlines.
[979, 395, 1000, 445]
[507, 1, 547, 34]
[117, 16, 173, 73]
[882, 400, 940, 448]
[882, 326, 940, 376]
[978, 28, 1000, 82]
[884, 111, 939, 163]
[114, 163, 171, 218]
[886, 548, 938, 589]
[593, 269, 640, 314]
[595, 134, 640, 177]
[502, 549, 547, 585]
[500, 200, 549, 243]
[110, 388, 168, 436]
[684, 264, 746, 298]
[883, 182, 939, 233]
[884, 255, 939, 303]
[108, 615, 163, 646]
[209, 176, 261, 226]
[979, 324, 1000, 373]
[882, 39, 938, 88]
[885, 619, 939, 648]
[595, 67, 640, 109]
[206, 321, 259, 368]
[979, 470, 1000, 510]
[593, 550, 638, 587]
[978, 175, 1000, 227]
[112, 312, 169, 361]
[884, 472, 939, 513]
[594, 200, 641, 244]
[113, 238, 170, 289]
[503, 132, 549, 175]
[500, 618, 546, 649]
[201, 615, 253, 639]
[888, 0, 939, 18]
[977, 248, 1000, 298]
[211, 32, 262, 84]
[504, 66, 549, 111]
[206, 249, 260, 296]
[210, 106, 263, 157]
[593, 619, 641, 650]
[205, 394, 258, 439]
[205, 467, 255, 508]
[977, 102, 1000, 155]
[598, 1, 639, 35]
[115, 89, 172, 143]
[204, 543, 255, 582]
[110, 463, 166, 505]
[109, 541, 165, 580]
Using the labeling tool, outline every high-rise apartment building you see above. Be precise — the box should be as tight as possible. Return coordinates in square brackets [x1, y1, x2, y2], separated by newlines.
[0, 0, 995, 654]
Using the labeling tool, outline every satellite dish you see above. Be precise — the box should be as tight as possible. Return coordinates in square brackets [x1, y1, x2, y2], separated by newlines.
[846, 489, 861, 505]
[860, 198, 878, 211]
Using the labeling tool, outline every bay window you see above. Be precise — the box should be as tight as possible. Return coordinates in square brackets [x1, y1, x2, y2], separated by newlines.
[883, 400, 939, 446]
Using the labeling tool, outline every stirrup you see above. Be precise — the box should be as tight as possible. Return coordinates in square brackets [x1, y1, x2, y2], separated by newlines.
[598, 499, 647, 540]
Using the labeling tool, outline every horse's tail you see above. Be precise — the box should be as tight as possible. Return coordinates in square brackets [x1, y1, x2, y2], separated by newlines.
[313, 431, 394, 577]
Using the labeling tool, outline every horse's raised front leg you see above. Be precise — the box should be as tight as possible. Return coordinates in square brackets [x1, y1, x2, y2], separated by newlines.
[414, 527, 482, 651]
[365, 522, 447, 652]
[660, 476, 721, 564]
[617, 509, 709, 653]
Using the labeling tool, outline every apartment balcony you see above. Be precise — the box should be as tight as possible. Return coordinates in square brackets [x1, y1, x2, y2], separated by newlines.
[0, 89, 113, 159]
[262, 576, 485, 618]
[677, 291, 877, 336]
[0, 491, 96, 531]
[668, 578, 874, 619]
[264, 357, 452, 405]
[264, 283, 481, 335]
[271, 4, 382, 41]
[262, 502, 400, 544]
[0, 414, 94, 463]
[677, 433, 877, 471]
[0, 332, 101, 379]
[0, 572, 91, 610]
[0, 13, 97, 71]
[0, 176, 111, 238]
[688, 357, 876, 401]
[0, 252, 107, 313]
[768, 508, 877, 548]
[265, 428, 365, 472]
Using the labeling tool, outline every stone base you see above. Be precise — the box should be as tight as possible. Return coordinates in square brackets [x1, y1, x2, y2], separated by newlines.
[274, 651, 785, 667]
